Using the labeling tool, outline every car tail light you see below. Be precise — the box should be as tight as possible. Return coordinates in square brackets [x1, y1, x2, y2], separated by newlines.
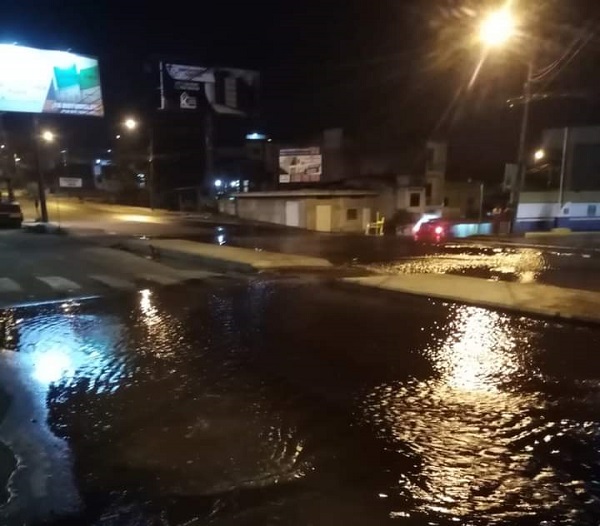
[434, 226, 444, 235]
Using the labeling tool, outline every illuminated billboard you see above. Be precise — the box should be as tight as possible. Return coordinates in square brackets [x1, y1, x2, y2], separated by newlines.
[0, 44, 104, 116]
[279, 147, 322, 183]
[161, 63, 259, 116]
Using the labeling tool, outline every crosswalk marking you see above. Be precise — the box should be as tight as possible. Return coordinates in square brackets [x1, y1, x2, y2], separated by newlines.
[139, 273, 181, 286]
[0, 278, 21, 292]
[37, 276, 82, 292]
[89, 274, 136, 291]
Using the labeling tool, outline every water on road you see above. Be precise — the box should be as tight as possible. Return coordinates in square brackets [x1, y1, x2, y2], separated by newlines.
[0, 279, 600, 524]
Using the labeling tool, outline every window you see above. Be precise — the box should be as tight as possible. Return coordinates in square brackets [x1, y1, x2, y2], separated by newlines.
[443, 197, 449, 207]
[409, 193, 421, 207]
[425, 183, 432, 199]
[346, 208, 358, 220]
[588, 205, 597, 217]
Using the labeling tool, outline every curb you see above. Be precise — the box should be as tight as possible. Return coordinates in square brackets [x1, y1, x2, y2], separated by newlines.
[22, 223, 69, 235]
[115, 239, 333, 274]
[338, 275, 600, 326]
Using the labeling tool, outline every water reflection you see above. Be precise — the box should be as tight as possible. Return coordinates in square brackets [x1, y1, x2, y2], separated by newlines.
[366, 248, 548, 284]
[428, 305, 518, 392]
[361, 305, 567, 521]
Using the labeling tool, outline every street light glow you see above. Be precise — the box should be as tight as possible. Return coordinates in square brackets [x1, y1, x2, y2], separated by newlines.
[480, 8, 516, 47]
[214, 179, 222, 188]
[534, 149, 545, 161]
[41, 130, 55, 142]
[124, 118, 138, 130]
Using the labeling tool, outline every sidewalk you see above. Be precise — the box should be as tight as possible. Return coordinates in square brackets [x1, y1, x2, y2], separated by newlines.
[342, 273, 600, 324]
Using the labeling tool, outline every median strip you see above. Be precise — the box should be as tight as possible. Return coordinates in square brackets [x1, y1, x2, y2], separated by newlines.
[120, 239, 333, 273]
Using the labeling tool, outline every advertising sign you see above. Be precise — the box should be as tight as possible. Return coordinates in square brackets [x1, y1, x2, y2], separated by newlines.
[0, 44, 104, 116]
[161, 63, 259, 116]
[59, 177, 83, 188]
[279, 147, 322, 183]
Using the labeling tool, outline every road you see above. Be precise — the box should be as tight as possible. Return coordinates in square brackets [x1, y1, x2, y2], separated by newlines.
[0, 230, 216, 307]
[17, 196, 600, 293]
[0, 199, 598, 523]
[1, 277, 600, 525]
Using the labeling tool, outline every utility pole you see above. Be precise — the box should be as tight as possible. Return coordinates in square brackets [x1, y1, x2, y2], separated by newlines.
[512, 59, 534, 208]
[148, 126, 156, 210]
[33, 116, 49, 223]
[557, 127, 570, 220]
[204, 109, 214, 189]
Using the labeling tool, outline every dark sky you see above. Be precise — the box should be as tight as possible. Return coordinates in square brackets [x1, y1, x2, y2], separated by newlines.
[3, 0, 600, 180]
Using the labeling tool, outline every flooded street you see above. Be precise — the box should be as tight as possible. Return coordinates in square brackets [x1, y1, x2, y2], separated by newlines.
[1, 278, 600, 524]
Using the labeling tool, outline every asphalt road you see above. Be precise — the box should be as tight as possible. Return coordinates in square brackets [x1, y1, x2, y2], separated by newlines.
[17, 196, 600, 292]
[0, 230, 216, 307]
[1, 278, 600, 525]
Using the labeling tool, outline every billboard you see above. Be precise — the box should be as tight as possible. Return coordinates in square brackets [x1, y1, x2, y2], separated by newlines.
[0, 44, 104, 116]
[161, 63, 259, 116]
[279, 147, 322, 183]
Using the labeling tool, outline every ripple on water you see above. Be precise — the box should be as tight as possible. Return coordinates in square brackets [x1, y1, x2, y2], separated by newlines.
[359, 304, 600, 524]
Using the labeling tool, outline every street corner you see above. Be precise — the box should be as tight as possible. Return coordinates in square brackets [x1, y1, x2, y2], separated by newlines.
[22, 222, 68, 235]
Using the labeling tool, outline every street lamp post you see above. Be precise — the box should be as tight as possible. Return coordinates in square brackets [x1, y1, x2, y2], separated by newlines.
[479, 6, 535, 224]
[513, 59, 534, 207]
[122, 117, 156, 210]
[33, 117, 54, 223]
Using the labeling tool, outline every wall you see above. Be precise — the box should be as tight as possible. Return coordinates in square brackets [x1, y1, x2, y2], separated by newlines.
[443, 181, 481, 217]
[235, 194, 379, 233]
[515, 190, 600, 231]
[397, 187, 425, 214]
[304, 196, 379, 232]
[236, 197, 287, 225]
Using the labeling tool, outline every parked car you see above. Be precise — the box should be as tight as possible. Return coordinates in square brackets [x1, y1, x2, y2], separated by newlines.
[413, 219, 452, 243]
[0, 201, 23, 228]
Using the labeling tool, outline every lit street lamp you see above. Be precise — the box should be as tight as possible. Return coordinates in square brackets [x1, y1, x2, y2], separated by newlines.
[41, 130, 55, 143]
[124, 118, 138, 131]
[479, 8, 516, 48]
[534, 149, 545, 162]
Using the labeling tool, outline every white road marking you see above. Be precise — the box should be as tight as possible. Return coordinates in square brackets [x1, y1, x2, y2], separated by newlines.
[0, 278, 21, 293]
[139, 273, 181, 285]
[37, 276, 82, 291]
[89, 274, 136, 291]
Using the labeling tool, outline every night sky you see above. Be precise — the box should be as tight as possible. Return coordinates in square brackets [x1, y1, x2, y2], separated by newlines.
[3, 0, 600, 181]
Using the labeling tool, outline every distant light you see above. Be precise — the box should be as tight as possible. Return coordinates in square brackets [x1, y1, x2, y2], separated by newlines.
[0, 144, 4, 149]
[137, 173, 146, 180]
[124, 118, 137, 130]
[214, 179, 222, 188]
[107, 149, 112, 153]
[14, 157, 20, 163]
[245, 132, 267, 141]
[267, 138, 272, 142]
[60, 149, 67, 154]
[229, 180, 240, 188]
[115, 134, 121, 139]
[95, 159, 101, 164]
[534, 149, 545, 161]
[217, 234, 226, 245]
[41, 130, 54, 142]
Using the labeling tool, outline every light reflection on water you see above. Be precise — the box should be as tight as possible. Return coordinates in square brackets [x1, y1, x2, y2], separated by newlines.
[365, 248, 548, 283]
[361, 304, 596, 523]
